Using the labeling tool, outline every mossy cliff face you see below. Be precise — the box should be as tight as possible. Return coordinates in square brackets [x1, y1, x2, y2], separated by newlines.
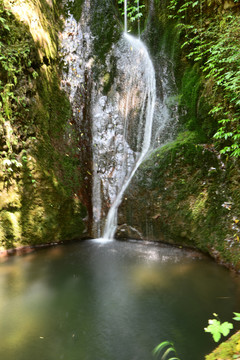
[118, 132, 240, 271]
[0, 0, 88, 250]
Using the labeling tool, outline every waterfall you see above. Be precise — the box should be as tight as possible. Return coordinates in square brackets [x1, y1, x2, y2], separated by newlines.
[61, 0, 178, 241]
[137, 0, 140, 37]
[124, 0, 127, 33]
[102, 33, 156, 240]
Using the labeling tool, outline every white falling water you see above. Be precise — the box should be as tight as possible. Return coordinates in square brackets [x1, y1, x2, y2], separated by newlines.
[124, 0, 127, 33]
[137, 0, 140, 37]
[102, 33, 156, 240]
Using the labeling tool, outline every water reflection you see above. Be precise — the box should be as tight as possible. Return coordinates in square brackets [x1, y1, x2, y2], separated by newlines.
[0, 240, 239, 360]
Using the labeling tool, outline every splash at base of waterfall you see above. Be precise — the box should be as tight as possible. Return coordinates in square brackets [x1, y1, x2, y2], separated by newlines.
[90, 237, 113, 244]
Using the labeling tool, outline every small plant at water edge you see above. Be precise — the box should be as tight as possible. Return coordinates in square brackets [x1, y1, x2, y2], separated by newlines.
[204, 312, 240, 342]
[152, 340, 181, 360]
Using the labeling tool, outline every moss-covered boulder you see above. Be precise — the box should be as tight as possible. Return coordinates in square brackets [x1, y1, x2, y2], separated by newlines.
[118, 131, 240, 270]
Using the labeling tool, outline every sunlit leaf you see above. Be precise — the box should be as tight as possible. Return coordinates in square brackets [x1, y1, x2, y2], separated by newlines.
[233, 312, 240, 321]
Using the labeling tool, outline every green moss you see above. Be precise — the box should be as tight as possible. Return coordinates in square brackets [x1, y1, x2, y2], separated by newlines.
[122, 129, 240, 257]
[102, 57, 117, 95]
[191, 190, 208, 220]
[145, 131, 212, 178]
[179, 66, 203, 131]
[90, 0, 121, 66]
[17, 64, 87, 244]
[206, 331, 240, 359]
[0, 210, 22, 248]
[65, 0, 84, 22]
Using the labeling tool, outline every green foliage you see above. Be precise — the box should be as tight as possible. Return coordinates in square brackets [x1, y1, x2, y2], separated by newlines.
[205, 319, 233, 342]
[118, 0, 145, 23]
[90, 0, 121, 65]
[0, 4, 40, 186]
[0, 7, 10, 32]
[204, 313, 240, 342]
[167, 0, 240, 157]
[179, 66, 203, 132]
[0, 4, 37, 125]
[233, 312, 240, 322]
[65, 0, 84, 21]
[152, 341, 181, 360]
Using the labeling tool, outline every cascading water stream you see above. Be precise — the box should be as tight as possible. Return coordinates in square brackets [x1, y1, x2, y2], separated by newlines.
[103, 33, 156, 240]
[124, 0, 127, 33]
[137, 0, 140, 37]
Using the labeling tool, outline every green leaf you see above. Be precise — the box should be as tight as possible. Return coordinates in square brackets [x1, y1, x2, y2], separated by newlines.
[192, 1, 199, 7]
[153, 341, 181, 359]
[233, 312, 240, 321]
[220, 322, 233, 336]
[205, 318, 233, 342]
[162, 347, 176, 360]
[213, 331, 221, 342]
[153, 341, 173, 356]
[204, 319, 222, 342]
[3, 24, 10, 31]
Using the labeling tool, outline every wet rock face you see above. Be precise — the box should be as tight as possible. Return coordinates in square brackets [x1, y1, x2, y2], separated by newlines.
[61, 2, 94, 233]
[117, 175, 168, 244]
[115, 224, 144, 240]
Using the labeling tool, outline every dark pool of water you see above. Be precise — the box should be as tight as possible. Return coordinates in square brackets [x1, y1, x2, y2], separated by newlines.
[0, 239, 240, 360]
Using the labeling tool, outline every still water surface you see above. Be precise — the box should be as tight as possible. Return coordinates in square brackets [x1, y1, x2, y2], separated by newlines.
[0, 240, 240, 360]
